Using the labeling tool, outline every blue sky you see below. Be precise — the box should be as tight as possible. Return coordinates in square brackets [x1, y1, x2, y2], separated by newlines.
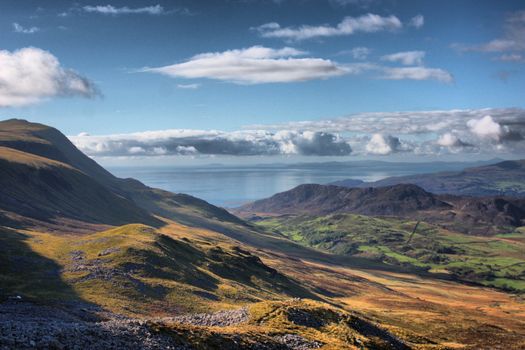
[1, 0, 525, 162]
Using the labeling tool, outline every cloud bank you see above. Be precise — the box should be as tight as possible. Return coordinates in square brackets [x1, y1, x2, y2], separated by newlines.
[142, 46, 348, 84]
[0, 47, 98, 107]
[71, 130, 352, 157]
[71, 108, 525, 159]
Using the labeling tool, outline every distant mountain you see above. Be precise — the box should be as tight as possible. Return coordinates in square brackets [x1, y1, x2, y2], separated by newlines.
[0, 119, 242, 229]
[331, 159, 525, 197]
[236, 183, 525, 235]
[238, 183, 450, 216]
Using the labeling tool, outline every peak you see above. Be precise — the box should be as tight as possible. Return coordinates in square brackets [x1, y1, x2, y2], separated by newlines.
[0, 118, 52, 131]
[493, 159, 525, 170]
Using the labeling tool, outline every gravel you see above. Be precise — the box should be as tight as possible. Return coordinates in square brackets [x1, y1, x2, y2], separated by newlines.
[0, 301, 326, 350]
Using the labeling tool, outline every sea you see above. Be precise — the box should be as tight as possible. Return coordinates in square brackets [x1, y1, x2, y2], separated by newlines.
[107, 160, 498, 208]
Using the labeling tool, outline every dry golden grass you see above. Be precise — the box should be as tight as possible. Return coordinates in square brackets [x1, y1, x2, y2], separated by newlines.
[0, 146, 72, 169]
[159, 221, 525, 349]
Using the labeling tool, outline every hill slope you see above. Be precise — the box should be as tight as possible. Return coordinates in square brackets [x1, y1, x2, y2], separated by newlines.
[332, 159, 525, 197]
[0, 119, 242, 230]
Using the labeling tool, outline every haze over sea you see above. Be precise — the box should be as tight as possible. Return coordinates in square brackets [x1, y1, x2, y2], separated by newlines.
[108, 160, 497, 207]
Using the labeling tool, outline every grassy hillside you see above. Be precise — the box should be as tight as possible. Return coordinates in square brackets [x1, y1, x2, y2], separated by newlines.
[0, 147, 160, 227]
[254, 214, 525, 292]
[0, 224, 316, 316]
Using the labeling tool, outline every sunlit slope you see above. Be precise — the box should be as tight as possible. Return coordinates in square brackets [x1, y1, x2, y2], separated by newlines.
[0, 224, 315, 316]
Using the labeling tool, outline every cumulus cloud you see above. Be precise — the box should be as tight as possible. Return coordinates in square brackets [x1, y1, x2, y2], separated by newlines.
[70, 129, 352, 157]
[436, 133, 471, 148]
[409, 14, 424, 28]
[467, 115, 502, 140]
[253, 14, 402, 41]
[13, 23, 39, 34]
[82, 4, 165, 15]
[381, 66, 453, 83]
[0, 47, 98, 107]
[381, 51, 425, 65]
[365, 134, 402, 155]
[142, 46, 348, 84]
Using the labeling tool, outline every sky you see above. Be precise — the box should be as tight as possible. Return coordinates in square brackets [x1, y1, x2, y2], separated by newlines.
[1, 0, 525, 164]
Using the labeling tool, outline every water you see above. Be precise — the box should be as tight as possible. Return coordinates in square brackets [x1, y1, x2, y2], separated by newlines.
[107, 160, 495, 207]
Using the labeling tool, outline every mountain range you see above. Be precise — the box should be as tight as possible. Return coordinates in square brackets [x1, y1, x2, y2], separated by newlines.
[331, 159, 525, 197]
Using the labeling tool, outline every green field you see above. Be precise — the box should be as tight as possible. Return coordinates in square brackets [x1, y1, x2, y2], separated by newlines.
[255, 214, 525, 292]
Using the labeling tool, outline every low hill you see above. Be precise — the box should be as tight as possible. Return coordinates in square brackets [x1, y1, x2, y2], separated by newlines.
[332, 159, 525, 197]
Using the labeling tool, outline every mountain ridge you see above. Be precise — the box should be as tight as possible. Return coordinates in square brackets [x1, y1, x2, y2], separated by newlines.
[331, 158, 525, 197]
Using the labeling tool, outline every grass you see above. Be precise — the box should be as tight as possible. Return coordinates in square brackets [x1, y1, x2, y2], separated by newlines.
[254, 214, 525, 293]
[0, 224, 315, 316]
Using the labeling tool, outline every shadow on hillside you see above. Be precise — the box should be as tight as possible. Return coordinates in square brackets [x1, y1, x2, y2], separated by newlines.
[0, 227, 90, 305]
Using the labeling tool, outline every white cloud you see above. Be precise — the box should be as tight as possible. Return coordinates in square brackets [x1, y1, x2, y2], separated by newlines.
[82, 4, 165, 15]
[381, 51, 425, 65]
[249, 108, 524, 136]
[344, 47, 371, 60]
[142, 46, 348, 84]
[0, 47, 98, 107]
[436, 133, 470, 148]
[409, 14, 424, 28]
[13, 23, 40, 34]
[381, 66, 453, 83]
[177, 83, 200, 89]
[496, 53, 524, 62]
[467, 115, 502, 140]
[70, 129, 352, 157]
[253, 14, 402, 41]
[365, 134, 401, 155]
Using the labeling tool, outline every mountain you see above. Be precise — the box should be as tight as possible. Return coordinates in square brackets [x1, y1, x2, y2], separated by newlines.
[0, 119, 242, 230]
[237, 183, 450, 216]
[331, 159, 525, 197]
[236, 183, 525, 235]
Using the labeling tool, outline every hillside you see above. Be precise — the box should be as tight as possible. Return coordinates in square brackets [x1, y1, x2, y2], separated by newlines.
[0, 119, 242, 230]
[332, 159, 525, 197]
